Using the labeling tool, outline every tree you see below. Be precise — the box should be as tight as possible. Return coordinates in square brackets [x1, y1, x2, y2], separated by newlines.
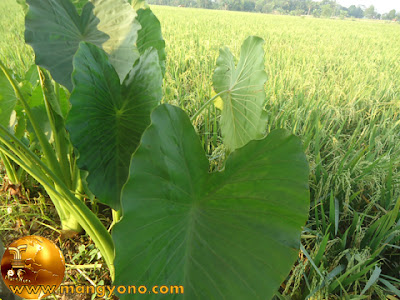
[262, 2, 274, 13]
[243, 0, 255, 11]
[364, 5, 376, 19]
[387, 9, 396, 20]
[312, 7, 321, 17]
[228, 0, 242, 10]
[339, 9, 348, 19]
[321, 4, 332, 17]
[255, 0, 265, 12]
[305, 0, 313, 15]
[198, 0, 211, 8]
[348, 5, 364, 18]
[291, 0, 307, 14]
[146, 0, 384, 18]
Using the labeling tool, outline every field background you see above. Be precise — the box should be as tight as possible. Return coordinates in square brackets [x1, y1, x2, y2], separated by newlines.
[1, 0, 400, 298]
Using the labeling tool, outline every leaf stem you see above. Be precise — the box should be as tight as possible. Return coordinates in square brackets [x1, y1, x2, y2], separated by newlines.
[190, 90, 226, 122]
[0, 124, 115, 279]
[0, 59, 64, 181]
[0, 152, 18, 184]
[38, 67, 73, 188]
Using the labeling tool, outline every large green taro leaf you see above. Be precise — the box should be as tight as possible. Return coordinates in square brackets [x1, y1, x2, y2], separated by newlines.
[113, 104, 310, 299]
[213, 36, 268, 153]
[66, 42, 162, 210]
[25, 0, 140, 91]
[137, 8, 166, 77]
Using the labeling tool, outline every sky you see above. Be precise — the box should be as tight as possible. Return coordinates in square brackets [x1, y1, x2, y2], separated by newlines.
[336, 0, 400, 14]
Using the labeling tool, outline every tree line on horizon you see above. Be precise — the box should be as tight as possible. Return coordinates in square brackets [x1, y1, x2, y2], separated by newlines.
[148, 0, 400, 20]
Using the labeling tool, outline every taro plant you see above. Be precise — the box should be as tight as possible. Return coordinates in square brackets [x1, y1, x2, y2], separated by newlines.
[24, 0, 166, 213]
[0, 59, 115, 273]
[0, 61, 88, 232]
[0, 0, 310, 298]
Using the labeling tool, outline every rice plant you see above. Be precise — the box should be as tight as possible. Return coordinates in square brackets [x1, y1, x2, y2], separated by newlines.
[1, 1, 400, 298]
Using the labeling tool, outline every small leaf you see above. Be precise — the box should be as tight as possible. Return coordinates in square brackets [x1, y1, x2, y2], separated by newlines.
[0, 67, 17, 129]
[0, 66, 36, 139]
[113, 104, 310, 299]
[24, 65, 39, 87]
[360, 266, 381, 295]
[26, 105, 53, 143]
[66, 42, 162, 210]
[38, 68, 64, 118]
[213, 36, 268, 152]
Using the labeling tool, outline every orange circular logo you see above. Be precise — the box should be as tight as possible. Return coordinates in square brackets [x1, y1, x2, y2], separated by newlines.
[1, 235, 65, 299]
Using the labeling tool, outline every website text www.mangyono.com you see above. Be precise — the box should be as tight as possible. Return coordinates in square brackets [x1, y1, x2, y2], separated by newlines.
[8, 284, 184, 297]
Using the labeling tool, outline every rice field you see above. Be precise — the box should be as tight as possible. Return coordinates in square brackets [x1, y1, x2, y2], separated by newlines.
[2, 0, 400, 298]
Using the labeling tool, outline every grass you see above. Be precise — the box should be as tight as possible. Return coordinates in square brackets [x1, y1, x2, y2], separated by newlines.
[1, 1, 400, 299]
[0, 0, 32, 76]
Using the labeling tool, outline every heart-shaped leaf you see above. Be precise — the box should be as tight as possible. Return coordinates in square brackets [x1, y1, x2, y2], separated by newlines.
[25, 0, 140, 91]
[213, 36, 268, 152]
[113, 104, 310, 299]
[66, 42, 162, 210]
